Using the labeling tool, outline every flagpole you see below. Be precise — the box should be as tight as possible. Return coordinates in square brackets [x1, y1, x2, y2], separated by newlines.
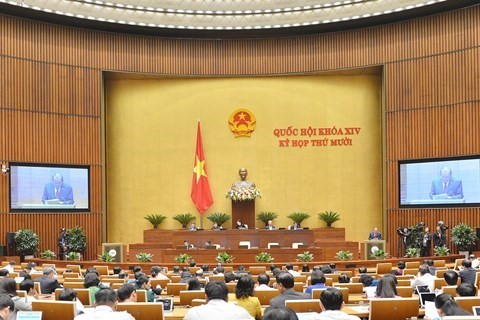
[199, 118, 203, 230]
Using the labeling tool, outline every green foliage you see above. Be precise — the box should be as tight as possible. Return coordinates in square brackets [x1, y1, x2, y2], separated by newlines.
[452, 224, 478, 252]
[67, 226, 87, 253]
[98, 252, 115, 262]
[287, 212, 311, 225]
[370, 249, 388, 259]
[405, 247, 420, 258]
[173, 253, 192, 264]
[206, 213, 231, 226]
[434, 246, 450, 256]
[173, 213, 196, 228]
[335, 250, 352, 261]
[40, 249, 56, 260]
[296, 251, 314, 262]
[216, 252, 234, 264]
[136, 252, 154, 263]
[14, 229, 40, 256]
[318, 211, 341, 227]
[255, 252, 274, 263]
[144, 214, 167, 229]
[257, 212, 279, 226]
[66, 252, 81, 261]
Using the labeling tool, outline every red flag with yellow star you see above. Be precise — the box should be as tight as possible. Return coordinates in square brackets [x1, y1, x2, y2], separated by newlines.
[191, 121, 214, 213]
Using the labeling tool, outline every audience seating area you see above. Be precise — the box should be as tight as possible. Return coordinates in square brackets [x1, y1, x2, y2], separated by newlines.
[5, 258, 480, 320]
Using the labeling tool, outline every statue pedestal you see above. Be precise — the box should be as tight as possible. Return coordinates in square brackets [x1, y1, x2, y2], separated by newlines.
[232, 200, 255, 229]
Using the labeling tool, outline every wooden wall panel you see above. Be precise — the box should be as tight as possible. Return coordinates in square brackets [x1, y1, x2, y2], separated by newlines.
[0, 5, 479, 259]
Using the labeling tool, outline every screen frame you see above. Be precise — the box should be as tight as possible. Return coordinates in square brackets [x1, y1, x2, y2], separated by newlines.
[9, 162, 91, 213]
[398, 155, 480, 208]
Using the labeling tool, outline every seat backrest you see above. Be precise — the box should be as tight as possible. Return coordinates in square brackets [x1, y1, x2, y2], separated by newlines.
[405, 261, 420, 269]
[455, 258, 464, 270]
[63, 282, 85, 289]
[34, 282, 42, 294]
[136, 289, 148, 302]
[63, 272, 80, 279]
[116, 302, 164, 320]
[54, 288, 91, 306]
[226, 282, 236, 293]
[312, 287, 349, 303]
[150, 279, 170, 289]
[369, 298, 418, 320]
[333, 283, 363, 294]
[66, 265, 82, 275]
[249, 266, 266, 275]
[376, 263, 392, 275]
[436, 269, 447, 279]
[208, 275, 225, 282]
[16, 290, 27, 297]
[396, 286, 414, 298]
[441, 286, 457, 296]
[42, 264, 56, 269]
[166, 283, 187, 296]
[93, 265, 110, 276]
[434, 278, 447, 290]
[253, 289, 280, 306]
[403, 268, 418, 276]
[191, 298, 206, 306]
[397, 279, 410, 287]
[324, 278, 333, 286]
[32, 300, 76, 320]
[285, 299, 321, 313]
[170, 276, 181, 283]
[293, 282, 304, 292]
[434, 260, 446, 267]
[294, 275, 307, 283]
[179, 290, 206, 306]
[455, 296, 480, 312]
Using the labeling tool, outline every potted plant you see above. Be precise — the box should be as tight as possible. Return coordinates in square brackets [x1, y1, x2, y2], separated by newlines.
[370, 248, 388, 260]
[216, 252, 234, 264]
[287, 212, 311, 226]
[173, 253, 192, 263]
[98, 252, 115, 262]
[434, 246, 450, 256]
[255, 252, 274, 263]
[40, 249, 56, 260]
[14, 229, 40, 259]
[335, 250, 353, 261]
[206, 213, 231, 227]
[136, 252, 154, 263]
[67, 226, 87, 257]
[66, 252, 81, 261]
[318, 211, 341, 227]
[296, 251, 314, 262]
[144, 214, 167, 229]
[257, 212, 279, 227]
[173, 213, 196, 229]
[173, 253, 192, 264]
[405, 247, 420, 258]
[452, 223, 478, 257]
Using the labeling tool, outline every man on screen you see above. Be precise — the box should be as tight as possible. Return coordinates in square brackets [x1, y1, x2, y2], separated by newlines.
[42, 173, 74, 204]
[429, 166, 464, 199]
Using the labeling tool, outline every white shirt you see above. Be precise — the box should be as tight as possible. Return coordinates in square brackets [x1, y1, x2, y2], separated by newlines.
[256, 284, 275, 290]
[312, 310, 361, 320]
[2, 265, 14, 273]
[74, 305, 134, 320]
[184, 299, 254, 320]
[288, 270, 301, 276]
[410, 273, 435, 292]
[471, 259, 479, 269]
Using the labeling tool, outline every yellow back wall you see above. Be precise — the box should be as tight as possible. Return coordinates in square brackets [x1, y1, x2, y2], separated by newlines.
[105, 74, 383, 245]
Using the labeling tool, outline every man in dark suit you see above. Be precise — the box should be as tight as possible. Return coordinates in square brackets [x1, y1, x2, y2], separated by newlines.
[269, 271, 310, 307]
[429, 166, 464, 199]
[42, 173, 74, 204]
[34, 267, 63, 294]
[420, 227, 432, 257]
[265, 220, 276, 230]
[368, 227, 382, 240]
[459, 259, 476, 285]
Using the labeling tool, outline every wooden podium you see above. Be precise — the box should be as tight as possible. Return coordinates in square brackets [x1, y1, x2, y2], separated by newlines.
[232, 200, 255, 229]
[361, 240, 386, 260]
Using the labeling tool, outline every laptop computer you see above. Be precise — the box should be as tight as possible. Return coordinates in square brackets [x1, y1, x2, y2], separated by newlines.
[154, 298, 174, 313]
[416, 285, 430, 294]
[472, 306, 480, 316]
[419, 292, 436, 308]
[17, 311, 42, 320]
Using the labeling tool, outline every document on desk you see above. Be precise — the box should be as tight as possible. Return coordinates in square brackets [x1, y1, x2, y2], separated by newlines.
[296, 312, 317, 320]
[425, 301, 441, 320]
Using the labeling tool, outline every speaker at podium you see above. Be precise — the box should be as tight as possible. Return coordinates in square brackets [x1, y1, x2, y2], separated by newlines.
[101, 243, 125, 262]
[362, 240, 386, 260]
